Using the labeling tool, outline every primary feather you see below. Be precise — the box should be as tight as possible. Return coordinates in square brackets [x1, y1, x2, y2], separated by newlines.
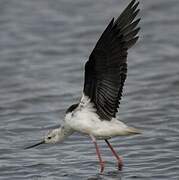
[83, 0, 140, 120]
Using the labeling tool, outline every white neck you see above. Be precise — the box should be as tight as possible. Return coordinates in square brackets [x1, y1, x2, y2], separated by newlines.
[56, 125, 74, 143]
[61, 125, 74, 138]
[45, 125, 74, 144]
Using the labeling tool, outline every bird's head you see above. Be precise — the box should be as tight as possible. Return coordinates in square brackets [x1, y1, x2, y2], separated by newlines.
[25, 127, 69, 149]
[45, 128, 63, 143]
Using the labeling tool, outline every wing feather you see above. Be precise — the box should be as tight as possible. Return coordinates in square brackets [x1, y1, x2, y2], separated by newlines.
[83, 0, 140, 120]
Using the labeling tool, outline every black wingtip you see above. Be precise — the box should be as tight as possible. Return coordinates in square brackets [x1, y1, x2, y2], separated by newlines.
[124, 27, 140, 41]
[125, 0, 140, 13]
[128, 0, 137, 9]
[119, 18, 140, 35]
[115, 0, 140, 29]
[124, 36, 139, 49]
[132, 1, 140, 11]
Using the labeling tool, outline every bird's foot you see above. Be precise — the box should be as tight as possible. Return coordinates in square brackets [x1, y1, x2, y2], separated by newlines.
[117, 157, 123, 171]
[99, 161, 105, 173]
[117, 162, 123, 171]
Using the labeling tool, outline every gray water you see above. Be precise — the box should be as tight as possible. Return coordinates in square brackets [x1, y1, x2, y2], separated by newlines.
[0, 0, 179, 179]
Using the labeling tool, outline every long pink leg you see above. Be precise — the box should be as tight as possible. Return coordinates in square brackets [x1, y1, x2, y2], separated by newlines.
[90, 135, 105, 173]
[105, 139, 123, 170]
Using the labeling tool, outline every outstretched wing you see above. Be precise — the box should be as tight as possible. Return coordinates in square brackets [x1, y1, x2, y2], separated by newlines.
[83, 0, 140, 120]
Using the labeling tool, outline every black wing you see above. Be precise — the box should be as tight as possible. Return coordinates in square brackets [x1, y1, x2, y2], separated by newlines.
[83, 0, 140, 120]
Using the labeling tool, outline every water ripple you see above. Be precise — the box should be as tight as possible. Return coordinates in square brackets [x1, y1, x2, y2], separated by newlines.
[0, 0, 178, 179]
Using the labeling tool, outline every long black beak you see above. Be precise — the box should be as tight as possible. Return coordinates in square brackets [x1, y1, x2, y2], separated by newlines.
[25, 140, 45, 149]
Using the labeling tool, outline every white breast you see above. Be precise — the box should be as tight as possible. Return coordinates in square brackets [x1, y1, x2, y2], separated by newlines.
[64, 102, 130, 139]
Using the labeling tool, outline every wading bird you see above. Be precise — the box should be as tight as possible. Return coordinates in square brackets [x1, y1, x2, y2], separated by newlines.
[26, 0, 141, 173]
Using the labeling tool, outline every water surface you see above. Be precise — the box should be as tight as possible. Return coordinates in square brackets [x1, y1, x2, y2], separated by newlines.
[0, 0, 179, 179]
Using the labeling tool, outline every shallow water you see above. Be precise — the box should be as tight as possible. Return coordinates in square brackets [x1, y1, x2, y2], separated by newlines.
[0, 0, 179, 179]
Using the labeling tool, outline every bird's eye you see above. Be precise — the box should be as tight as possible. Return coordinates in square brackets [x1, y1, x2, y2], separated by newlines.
[48, 137, 51, 139]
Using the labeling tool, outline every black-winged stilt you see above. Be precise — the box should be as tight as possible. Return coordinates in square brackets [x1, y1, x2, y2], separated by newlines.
[26, 0, 141, 173]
